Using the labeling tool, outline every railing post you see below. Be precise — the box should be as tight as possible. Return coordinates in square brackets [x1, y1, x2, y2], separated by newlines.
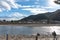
[6, 34, 8, 40]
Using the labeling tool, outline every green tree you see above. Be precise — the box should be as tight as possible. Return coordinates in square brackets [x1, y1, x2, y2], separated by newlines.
[3, 20, 6, 22]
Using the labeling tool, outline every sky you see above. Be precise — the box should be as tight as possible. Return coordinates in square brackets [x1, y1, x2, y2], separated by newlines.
[0, 0, 60, 20]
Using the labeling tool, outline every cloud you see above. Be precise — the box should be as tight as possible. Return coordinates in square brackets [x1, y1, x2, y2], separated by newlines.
[0, 1, 11, 10]
[8, 12, 28, 20]
[36, 0, 39, 1]
[0, 0, 20, 12]
[9, 12, 26, 17]
[0, 0, 59, 13]
[0, 12, 27, 21]
[47, 0, 60, 8]
[22, 8, 48, 15]
[0, 18, 20, 21]
[0, 0, 60, 16]
[47, 0, 58, 6]
[0, 9, 2, 12]
[21, 0, 60, 15]
[38, 0, 60, 10]
[19, 5, 33, 8]
[41, 0, 60, 12]
[17, 0, 30, 2]
[0, 0, 35, 12]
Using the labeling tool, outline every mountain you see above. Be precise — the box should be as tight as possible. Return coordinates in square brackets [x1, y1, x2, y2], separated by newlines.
[20, 12, 53, 21]
[20, 9, 60, 22]
[52, 9, 60, 21]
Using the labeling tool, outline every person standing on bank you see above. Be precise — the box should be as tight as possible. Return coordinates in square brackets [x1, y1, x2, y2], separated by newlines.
[52, 31, 57, 40]
[36, 33, 40, 40]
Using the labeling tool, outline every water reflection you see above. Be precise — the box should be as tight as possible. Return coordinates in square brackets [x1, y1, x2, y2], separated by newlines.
[8, 26, 33, 35]
[49, 26, 60, 35]
[0, 25, 60, 35]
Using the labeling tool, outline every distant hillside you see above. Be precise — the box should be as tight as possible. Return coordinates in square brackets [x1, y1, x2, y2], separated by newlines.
[52, 9, 60, 21]
[20, 9, 60, 22]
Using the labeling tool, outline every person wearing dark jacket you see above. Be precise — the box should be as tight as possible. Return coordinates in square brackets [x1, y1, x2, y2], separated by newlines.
[52, 31, 57, 40]
[35, 33, 40, 40]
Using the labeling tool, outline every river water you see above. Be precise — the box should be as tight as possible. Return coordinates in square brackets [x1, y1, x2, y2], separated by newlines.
[0, 25, 60, 35]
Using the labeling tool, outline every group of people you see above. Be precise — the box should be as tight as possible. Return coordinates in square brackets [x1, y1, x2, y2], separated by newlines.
[36, 31, 57, 40]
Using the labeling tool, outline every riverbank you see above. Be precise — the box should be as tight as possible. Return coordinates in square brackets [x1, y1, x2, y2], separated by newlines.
[0, 34, 60, 40]
[0, 23, 60, 27]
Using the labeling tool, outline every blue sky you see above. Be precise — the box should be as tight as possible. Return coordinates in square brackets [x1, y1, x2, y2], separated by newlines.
[0, 0, 60, 20]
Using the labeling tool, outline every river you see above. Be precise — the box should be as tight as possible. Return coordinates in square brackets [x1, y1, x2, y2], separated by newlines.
[0, 25, 60, 35]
